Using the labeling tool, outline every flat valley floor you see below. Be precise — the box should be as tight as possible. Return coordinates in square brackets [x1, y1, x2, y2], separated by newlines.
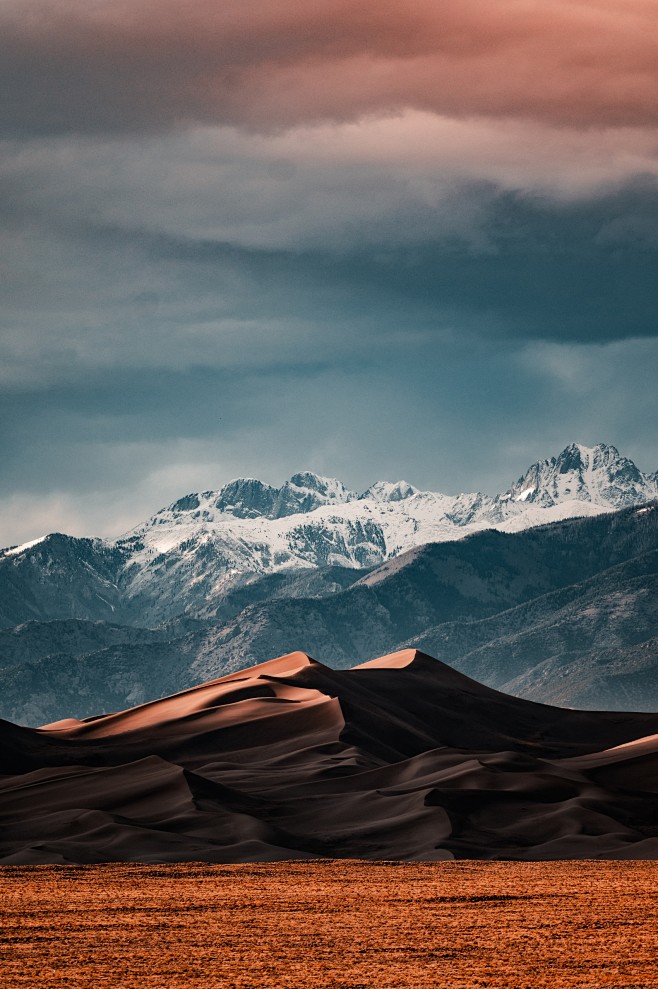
[1, 861, 657, 988]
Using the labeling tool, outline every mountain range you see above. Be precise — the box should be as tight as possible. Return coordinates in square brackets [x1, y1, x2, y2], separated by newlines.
[1, 441, 657, 724]
[2, 442, 656, 629]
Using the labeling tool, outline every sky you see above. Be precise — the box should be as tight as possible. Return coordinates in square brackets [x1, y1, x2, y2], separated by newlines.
[1, 0, 658, 547]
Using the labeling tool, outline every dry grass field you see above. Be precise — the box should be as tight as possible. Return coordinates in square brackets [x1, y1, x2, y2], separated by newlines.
[1, 861, 658, 988]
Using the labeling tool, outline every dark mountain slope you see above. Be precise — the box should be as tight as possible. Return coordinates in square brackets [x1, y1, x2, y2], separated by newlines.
[0, 535, 127, 627]
[405, 549, 658, 706]
[2, 505, 657, 724]
[186, 505, 658, 678]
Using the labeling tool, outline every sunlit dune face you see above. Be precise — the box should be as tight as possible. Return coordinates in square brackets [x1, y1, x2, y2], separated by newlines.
[42, 651, 332, 739]
[214, 650, 317, 682]
[354, 648, 420, 670]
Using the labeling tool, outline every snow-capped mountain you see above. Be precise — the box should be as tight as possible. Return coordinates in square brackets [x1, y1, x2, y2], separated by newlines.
[206, 471, 356, 520]
[107, 442, 657, 616]
[501, 442, 657, 510]
[1, 442, 657, 625]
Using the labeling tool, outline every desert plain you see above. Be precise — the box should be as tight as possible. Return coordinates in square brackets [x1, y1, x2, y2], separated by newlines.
[2, 860, 658, 989]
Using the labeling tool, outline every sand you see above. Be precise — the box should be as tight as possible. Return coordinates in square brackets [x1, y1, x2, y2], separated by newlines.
[1, 861, 658, 988]
[4, 650, 658, 862]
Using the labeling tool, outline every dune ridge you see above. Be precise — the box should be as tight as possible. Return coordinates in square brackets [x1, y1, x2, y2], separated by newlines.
[3, 649, 658, 864]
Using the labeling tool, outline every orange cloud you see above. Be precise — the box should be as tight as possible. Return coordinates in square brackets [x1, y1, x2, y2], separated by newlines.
[1, 0, 657, 133]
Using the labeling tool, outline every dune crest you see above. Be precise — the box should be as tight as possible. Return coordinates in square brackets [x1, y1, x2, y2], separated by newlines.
[354, 649, 421, 670]
[3, 649, 658, 863]
[212, 650, 320, 683]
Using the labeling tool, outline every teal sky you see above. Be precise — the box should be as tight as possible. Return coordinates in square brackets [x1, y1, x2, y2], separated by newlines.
[1, 1, 657, 545]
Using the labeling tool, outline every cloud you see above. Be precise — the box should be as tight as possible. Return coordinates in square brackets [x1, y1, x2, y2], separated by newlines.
[1, 1, 658, 136]
[2, 166, 658, 412]
[1, 2, 657, 547]
[5, 115, 658, 255]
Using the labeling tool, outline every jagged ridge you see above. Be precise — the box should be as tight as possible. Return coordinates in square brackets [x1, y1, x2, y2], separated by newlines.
[1, 443, 656, 629]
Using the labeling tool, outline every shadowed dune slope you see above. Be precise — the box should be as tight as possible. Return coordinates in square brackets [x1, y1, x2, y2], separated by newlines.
[3, 649, 658, 864]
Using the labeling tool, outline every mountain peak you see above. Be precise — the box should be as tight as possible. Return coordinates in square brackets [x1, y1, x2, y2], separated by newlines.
[360, 480, 419, 503]
[277, 473, 355, 517]
[556, 441, 621, 471]
[214, 478, 278, 519]
[504, 441, 654, 509]
[287, 471, 353, 498]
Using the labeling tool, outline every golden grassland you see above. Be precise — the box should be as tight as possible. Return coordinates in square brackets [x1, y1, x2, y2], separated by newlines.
[1, 861, 658, 988]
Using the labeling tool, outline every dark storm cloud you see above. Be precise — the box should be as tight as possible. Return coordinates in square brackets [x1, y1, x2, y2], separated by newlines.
[1, 0, 658, 136]
[113, 178, 658, 346]
[1, 2, 657, 545]
[2, 172, 658, 425]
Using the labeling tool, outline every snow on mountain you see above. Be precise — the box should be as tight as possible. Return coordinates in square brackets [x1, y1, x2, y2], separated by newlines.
[1, 536, 48, 558]
[2, 444, 656, 623]
[204, 472, 355, 520]
[501, 443, 657, 510]
[360, 480, 418, 502]
[101, 444, 656, 614]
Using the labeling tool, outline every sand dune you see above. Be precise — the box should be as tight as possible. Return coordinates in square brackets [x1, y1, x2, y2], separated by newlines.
[3, 649, 658, 863]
